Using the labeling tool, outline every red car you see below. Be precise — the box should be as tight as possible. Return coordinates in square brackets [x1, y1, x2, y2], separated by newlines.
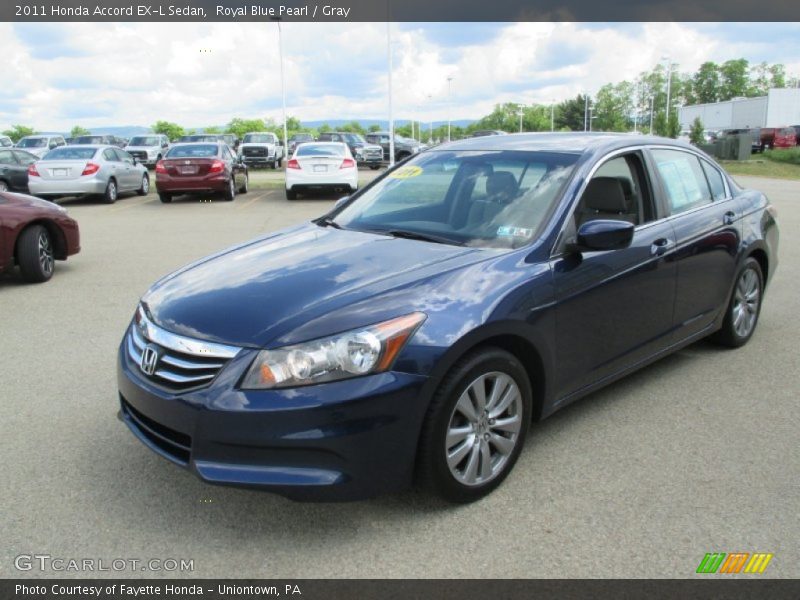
[0, 191, 80, 282]
[759, 127, 797, 150]
[154, 142, 249, 203]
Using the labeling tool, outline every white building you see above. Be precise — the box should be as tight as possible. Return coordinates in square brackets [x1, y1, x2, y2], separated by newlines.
[678, 88, 800, 130]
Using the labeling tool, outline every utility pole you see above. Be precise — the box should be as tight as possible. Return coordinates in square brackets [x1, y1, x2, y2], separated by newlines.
[663, 55, 673, 129]
[584, 94, 589, 131]
[276, 20, 288, 156]
[551, 100, 555, 132]
[387, 22, 395, 166]
[649, 96, 654, 134]
[447, 76, 453, 142]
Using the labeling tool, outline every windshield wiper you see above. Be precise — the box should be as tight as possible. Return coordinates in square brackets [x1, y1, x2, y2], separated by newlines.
[379, 228, 464, 246]
[314, 216, 342, 229]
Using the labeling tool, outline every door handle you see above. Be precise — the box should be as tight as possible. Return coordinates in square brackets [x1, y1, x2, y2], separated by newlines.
[723, 210, 736, 225]
[650, 238, 675, 257]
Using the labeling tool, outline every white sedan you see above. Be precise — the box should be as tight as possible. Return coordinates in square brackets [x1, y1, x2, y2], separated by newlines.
[285, 142, 358, 200]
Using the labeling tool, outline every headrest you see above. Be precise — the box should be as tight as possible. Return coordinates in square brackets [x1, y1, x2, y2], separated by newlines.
[486, 171, 518, 200]
[616, 177, 633, 196]
[583, 177, 627, 212]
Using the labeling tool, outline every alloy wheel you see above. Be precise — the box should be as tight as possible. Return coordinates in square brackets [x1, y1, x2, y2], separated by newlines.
[38, 230, 54, 276]
[445, 371, 523, 487]
[732, 267, 760, 338]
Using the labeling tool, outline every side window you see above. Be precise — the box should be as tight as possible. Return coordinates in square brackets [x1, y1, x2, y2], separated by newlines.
[221, 146, 232, 160]
[0, 150, 17, 164]
[700, 159, 727, 201]
[117, 149, 134, 163]
[651, 149, 712, 215]
[103, 148, 117, 161]
[574, 153, 651, 228]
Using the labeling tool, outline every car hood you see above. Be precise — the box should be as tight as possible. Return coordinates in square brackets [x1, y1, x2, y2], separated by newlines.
[143, 223, 485, 348]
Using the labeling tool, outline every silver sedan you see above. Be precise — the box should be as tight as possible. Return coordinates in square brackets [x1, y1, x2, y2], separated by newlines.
[27, 145, 149, 204]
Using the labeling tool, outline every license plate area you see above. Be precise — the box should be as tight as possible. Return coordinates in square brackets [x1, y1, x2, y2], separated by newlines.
[313, 165, 328, 172]
[179, 166, 198, 175]
[53, 168, 69, 177]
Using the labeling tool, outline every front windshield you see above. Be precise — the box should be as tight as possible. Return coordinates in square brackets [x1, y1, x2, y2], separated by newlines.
[18, 137, 47, 148]
[333, 150, 579, 249]
[343, 134, 366, 144]
[243, 134, 274, 143]
[74, 136, 104, 144]
[130, 136, 160, 146]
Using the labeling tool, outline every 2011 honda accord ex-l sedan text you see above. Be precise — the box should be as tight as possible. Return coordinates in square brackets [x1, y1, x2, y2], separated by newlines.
[117, 133, 778, 503]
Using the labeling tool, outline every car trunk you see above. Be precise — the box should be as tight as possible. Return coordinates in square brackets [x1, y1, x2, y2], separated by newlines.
[36, 160, 92, 180]
[295, 155, 346, 174]
[162, 158, 216, 177]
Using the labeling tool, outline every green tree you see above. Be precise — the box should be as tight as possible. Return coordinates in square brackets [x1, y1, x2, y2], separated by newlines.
[203, 125, 221, 134]
[317, 123, 332, 134]
[225, 118, 266, 139]
[368, 124, 381, 133]
[769, 63, 786, 89]
[593, 82, 633, 131]
[689, 117, 705, 145]
[690, 62, 720, 104]
[2, 125, 36, 142]
[151, 120, 184, 141]
[555, 95, 589, 131]
[339, 121, 365, 134]
[70, 125, 90, 138]
[719, 59, 750, 100]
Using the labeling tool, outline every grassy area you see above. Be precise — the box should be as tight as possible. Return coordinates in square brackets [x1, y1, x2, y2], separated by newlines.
[719, 159, 800, 180]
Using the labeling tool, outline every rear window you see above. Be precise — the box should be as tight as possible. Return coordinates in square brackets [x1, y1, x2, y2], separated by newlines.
[42, 147, 98, 160]
[296, 144, 345, 157]
[166, 144, 219, 158]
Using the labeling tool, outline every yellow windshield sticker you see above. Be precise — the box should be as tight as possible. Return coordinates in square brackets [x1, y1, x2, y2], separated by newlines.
[389, 165, 423, 179]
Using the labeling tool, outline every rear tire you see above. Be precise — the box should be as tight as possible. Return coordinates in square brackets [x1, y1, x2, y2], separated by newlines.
[103, 179, 118, 204]
[158, 192, 172, 203]
[17, 225, 54, 283]
[239, 174, 249, 194]
[711, 257, 764, 348]
[137, 173, 149, 196]
[416, 347, 532, 503]
[285, 188, 297, 200]
[223, 177, 236, 201]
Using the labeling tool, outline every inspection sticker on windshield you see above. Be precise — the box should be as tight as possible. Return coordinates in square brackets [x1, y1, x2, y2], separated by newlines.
[497, 226, 533, 238]
[389, 165, 423, 179]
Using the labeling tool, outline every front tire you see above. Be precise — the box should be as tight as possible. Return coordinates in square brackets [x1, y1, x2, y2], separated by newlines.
[103, 179, 118, 204]
[17, 225, 54, 283]
[417, 347, 532, 503]
[711, 257, 764, 348]
[158, 192, 172, 203]
[285, 188, 297, 200]
[137, 173, 149, 196]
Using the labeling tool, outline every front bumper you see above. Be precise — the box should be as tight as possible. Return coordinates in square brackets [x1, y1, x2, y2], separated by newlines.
[117, 333, 429, 501]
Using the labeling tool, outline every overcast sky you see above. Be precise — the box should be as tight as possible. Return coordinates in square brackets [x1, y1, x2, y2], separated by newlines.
[2, 21, 800, 131]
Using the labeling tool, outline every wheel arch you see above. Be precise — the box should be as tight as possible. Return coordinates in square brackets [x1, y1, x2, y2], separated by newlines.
[747, 246, 769, 289]
[14, 219, 68, 261]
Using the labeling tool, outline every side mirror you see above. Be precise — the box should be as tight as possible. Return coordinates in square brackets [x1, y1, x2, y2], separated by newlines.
[334, 196, 350, 210]
[573, 219, 634, 251]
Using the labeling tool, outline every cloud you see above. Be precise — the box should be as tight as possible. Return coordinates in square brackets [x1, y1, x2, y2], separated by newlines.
[1, 22, 799, 131]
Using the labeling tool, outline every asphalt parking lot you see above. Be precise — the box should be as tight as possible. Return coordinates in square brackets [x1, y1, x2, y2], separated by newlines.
[1, 174, 797, 579]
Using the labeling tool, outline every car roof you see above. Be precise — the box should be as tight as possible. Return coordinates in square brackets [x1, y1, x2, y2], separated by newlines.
[437, 131, 696, 154]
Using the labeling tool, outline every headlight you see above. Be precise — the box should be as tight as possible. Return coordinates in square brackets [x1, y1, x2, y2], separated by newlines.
[241, 312, 426, 389]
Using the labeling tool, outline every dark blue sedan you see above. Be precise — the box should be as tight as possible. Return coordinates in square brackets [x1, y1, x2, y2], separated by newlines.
[117, 133, 779, 502]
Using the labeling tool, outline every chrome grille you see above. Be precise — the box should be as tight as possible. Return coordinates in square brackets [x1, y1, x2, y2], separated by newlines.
[242, 147, 267, 156]
[126, 306, 240, 393]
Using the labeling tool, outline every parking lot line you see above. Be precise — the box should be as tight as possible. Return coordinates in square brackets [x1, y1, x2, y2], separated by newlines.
[235, 194, 265, 210]
[110, 196, 157, 212]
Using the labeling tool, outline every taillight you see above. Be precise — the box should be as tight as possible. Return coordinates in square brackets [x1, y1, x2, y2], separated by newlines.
[81, 163, 100, 176]
[209, 160, 225, 173]
[155, 160, 167, 174]
[287, 158, 301, 170]
[340, 158, 355, 169]
[28, 163, 40, 177]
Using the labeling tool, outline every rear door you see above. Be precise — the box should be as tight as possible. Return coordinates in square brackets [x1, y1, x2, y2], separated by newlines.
[648, 148, 740, 341]
[0, 150, 22, 190]
[114, 149, 138, 190]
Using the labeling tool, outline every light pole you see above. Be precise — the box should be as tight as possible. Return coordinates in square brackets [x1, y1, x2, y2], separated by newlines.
[550, 100, 555, 132]
[662, 55, 673, 129]
[275, 19, 288, 156]
[584, 94, 589, 131]
[518, 108, 524, 133]
[447, 76, 454, 142]
[427, 94, 433, 143]
[649, 96, 654, 134]
[632, 81, 639, 133]
[387, 22, 395, 166]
